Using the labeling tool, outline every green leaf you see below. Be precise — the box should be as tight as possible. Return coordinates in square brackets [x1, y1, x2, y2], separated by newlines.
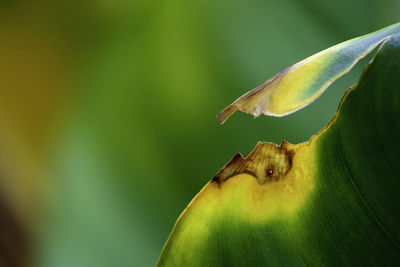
[158, 25, 400, 266]
[217, 22, 400, 122]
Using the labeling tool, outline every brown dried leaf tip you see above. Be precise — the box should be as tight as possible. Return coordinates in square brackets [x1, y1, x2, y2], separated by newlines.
[212, 141, 294, 185]
[216, 67, 291, 124]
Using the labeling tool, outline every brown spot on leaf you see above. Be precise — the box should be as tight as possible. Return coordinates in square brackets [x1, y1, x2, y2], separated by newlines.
[266, 167, 274, 177]
[212, 141, 294, 185]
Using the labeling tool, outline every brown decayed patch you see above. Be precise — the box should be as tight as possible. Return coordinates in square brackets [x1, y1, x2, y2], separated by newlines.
[212, 141, 294, 185]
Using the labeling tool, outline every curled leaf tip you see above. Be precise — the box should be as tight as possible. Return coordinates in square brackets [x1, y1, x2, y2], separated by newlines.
[217, 105, 237, 124]
[217, 22, 400, 123]
[217, 68, 289, 123]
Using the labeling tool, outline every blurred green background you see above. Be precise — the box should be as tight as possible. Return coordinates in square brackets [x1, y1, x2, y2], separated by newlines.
[0, 0, 398, 266]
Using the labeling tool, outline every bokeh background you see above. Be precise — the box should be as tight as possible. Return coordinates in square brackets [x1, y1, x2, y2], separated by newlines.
[0, 0, 398, 266]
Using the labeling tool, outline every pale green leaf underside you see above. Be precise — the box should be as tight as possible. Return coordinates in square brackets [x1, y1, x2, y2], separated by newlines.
[218, 22, 400, 123]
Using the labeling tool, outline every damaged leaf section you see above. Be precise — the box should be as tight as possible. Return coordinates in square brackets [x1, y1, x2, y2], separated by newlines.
[218, 22, 400, 123]
[213, 141, 294, 185]
[158, 24, 400, 267]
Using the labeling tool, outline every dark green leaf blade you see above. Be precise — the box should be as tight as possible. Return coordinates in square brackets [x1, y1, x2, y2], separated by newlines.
[158, 32, 400, 266]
